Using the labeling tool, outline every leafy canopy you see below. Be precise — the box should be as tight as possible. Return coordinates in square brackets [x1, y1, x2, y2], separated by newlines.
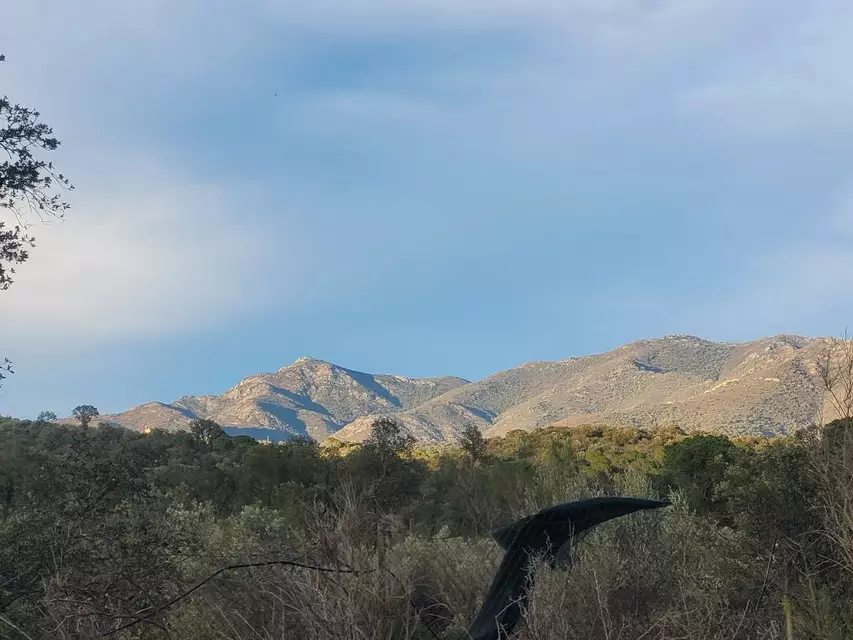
[72, 404, 99, 428]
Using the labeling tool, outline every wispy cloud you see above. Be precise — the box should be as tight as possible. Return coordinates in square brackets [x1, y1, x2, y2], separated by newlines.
[0, 160, 287, 349]
[678, 1, 853, 139]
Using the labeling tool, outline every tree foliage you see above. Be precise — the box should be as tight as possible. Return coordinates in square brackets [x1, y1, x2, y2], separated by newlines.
[0, 356, 11, 388]
[71, 404, 99, 428]
[459, 423, 487, 463]
[0, 53, 73, 291]
[189, 417, 226, 446]
[659, 434, 740, 514]
[363, 416, 415, 456]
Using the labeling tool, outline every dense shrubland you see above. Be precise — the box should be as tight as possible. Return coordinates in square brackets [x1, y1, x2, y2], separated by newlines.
[1, 415, 852, 639]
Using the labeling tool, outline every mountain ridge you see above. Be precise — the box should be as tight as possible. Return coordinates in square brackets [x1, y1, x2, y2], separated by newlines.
[82, 334, 838, 442]
[87, 357, 469, 440]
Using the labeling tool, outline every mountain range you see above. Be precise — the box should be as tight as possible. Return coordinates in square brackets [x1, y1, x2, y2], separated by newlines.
[87, 334, 837, 442]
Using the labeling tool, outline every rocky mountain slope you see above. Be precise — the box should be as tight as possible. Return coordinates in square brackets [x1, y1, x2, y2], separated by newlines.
[93, 357, 468, 440]
[333, 334, 835, 441]
[92, 335, 838, 442]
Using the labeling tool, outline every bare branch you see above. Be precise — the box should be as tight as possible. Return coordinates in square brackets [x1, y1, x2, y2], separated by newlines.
[99, 558, 374, 637]
[817, 332, 853, 422]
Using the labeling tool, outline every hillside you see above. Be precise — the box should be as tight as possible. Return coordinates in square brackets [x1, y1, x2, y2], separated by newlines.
[333, 334, 834, 441]
[90, 335, 838, 442]
[91, 357, 468, 440]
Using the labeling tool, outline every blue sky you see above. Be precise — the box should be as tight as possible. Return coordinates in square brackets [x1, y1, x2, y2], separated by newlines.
[2, 0, 853, 419]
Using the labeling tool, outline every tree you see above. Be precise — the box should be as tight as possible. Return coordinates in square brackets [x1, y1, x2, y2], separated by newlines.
[72, 405, 99, 428]
[36, 410, 57, 422]
[189, 418, 225, 446]
[818, 333, 853, 422]
[346, 417, 424, 508]
[1, 53, 73, 290]
[459, 423, 487, 463]
[0, 356, 11, 388]
[660, 434, 741, 515]
[715, 439, 817, 542]
[364, 416, 415, 457]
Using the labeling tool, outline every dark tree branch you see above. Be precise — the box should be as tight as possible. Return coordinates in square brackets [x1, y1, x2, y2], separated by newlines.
[0, 53, 73, 291]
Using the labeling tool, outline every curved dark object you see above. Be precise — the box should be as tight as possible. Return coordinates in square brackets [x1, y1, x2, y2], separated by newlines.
[468, 497, 670, 640]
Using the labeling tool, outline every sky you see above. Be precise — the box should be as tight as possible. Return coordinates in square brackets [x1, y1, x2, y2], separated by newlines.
[2, 0, 853, 419]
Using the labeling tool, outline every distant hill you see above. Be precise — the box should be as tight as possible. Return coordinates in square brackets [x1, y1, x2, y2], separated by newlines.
[85, 335, 839, 442]
[86, 357, 468, 440]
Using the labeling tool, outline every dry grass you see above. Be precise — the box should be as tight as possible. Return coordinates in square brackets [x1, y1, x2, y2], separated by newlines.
[810, 424, 853, 576]
[149, 474, 799, 640]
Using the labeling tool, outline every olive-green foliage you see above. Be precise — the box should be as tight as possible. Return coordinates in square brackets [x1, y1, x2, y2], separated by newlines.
[715, 437, 818, 541]
[459, 424, 487, 462]
[0, 418, 211, 637]
[71, 403, 99, 427]
[188, 417, 225, 447]
[1, 414, 852, 639]
[659, 434, 742, 514]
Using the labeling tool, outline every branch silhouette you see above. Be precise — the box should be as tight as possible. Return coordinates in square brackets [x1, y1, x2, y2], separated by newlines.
[100, 558, 373, 637]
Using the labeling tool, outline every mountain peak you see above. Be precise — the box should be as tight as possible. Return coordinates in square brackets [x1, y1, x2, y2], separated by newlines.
[277, 356, 334, 372]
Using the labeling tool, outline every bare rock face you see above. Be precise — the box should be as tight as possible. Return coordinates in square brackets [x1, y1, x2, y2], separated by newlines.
[92, 334, 838, 442]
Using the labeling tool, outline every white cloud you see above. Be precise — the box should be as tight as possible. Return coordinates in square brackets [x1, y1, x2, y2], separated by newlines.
[679, 1, 853, 138]
[0, 5, 318, 356]
[0, 161, 292, 350]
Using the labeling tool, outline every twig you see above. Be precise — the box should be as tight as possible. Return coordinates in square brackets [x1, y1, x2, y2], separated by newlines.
[0, 612, 34, 640]
[382, 566, 442, 640]
[747, 537, 778, 637]
[100, 558, 373, 637]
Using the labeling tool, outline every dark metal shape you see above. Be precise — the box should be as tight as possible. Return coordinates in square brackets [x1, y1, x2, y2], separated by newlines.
[468, 497, 670, 640]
